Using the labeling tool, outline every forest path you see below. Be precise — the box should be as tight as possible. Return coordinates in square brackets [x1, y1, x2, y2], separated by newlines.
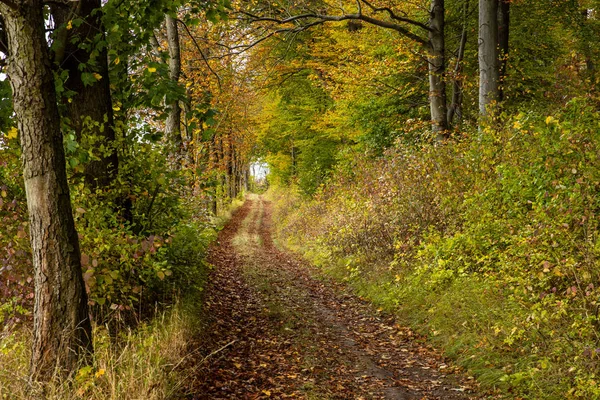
[184, 195, 482, 399]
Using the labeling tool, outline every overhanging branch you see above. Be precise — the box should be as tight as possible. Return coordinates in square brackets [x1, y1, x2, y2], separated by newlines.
[359, 0, 432, 32]
[209, 20, 327, 60]
[237, 8, 428, 48]
[177, 18, 222, 90]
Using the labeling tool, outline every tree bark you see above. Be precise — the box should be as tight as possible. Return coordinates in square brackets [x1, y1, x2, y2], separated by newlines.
[165, 14, 183, 150]
[448, 0, 469, 125]
[52, 0, 118, 188]
[497, 0, 510, 102]
[0, 0, 93, 380]
[428, 0, 448, 139]
[479, 0, 500, 116]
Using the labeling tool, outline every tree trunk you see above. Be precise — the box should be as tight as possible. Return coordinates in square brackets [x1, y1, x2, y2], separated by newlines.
[497, 0, 510, 102]
[579, 9, 596, 81]
[479, 0, 500, 116]
[165, 14, 183, 150]
[428, 0, 448, 139]
[52, 0, 118, 188]
[227, 138, 235, 199]
[1, 0, 93, 380]
[448, 0, 469, 125]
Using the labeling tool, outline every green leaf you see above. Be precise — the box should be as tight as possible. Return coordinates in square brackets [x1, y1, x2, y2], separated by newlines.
[81, 72, 97, 87]
[206, 9, 218, 23]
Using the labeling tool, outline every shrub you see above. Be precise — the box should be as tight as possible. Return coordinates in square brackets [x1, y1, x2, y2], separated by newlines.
[269, 97, 600, 398]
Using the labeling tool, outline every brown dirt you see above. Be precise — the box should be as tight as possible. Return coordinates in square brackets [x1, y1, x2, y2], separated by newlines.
[181, 197, 485, 399]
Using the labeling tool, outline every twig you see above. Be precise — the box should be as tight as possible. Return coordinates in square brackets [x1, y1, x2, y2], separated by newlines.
[177, 18, 222, 91]
[198, 340, 236, 365]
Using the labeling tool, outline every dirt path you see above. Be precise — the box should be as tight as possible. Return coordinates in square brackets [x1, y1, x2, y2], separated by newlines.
[183, 196, 483, 399]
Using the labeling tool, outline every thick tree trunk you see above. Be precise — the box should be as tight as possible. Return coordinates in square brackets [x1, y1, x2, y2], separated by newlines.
[1, 0, 93, 380]
[165, 14, 183, 150]
[497, 0, 510, 102]
[52, 0, 118, 188]
[479, 0, 500, 116]
[428, 0, 448, 139]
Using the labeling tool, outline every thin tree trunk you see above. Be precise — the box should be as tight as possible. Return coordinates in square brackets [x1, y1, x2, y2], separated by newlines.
[290, 140, 296, 176]
[52, 0, 118, 188]
[497, 0, 510, 102]
[479, 0, 500, 116]
[219, 134, 226, 204]
[448, 0, 469, 125]
[579, 9, 596, 81]
[210, 133, 219, 215]
[428, 0, 448, 139]
[1, 0, 93, 380]
[165, 14, 182, 150]
[228, 136, 235, 199]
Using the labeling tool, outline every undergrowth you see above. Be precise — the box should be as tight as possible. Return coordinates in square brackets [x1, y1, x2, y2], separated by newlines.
[0, 302, 198, 399]
[0, 192, 244, 399]
[268, 98, 600, 399]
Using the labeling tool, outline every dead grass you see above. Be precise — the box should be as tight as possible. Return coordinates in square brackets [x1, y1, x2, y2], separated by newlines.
[0, 302, 200, 400]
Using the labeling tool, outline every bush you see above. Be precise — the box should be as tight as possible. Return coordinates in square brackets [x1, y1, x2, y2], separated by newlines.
[269, 98, 600, 398]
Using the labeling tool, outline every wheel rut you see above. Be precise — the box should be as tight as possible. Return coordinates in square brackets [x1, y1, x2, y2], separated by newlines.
[183, 196, 483, 399]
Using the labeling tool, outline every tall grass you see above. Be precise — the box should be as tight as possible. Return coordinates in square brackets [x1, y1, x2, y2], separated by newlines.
[0, 301, 199, 399]
[0, 195, 248, 399]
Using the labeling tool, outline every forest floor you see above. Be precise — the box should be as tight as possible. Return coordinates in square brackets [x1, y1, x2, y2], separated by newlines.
[182, 195, 485, 399]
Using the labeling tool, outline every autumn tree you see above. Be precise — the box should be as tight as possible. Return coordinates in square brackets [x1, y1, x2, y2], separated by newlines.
[0, 0, 92, 380]
[238, 0, 452, 139]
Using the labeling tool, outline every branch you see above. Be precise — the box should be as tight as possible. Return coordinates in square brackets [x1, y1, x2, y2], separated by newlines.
[149, 32, 166, 62]
[203, 20, 326, 62]
[176, 18, 221, 91]
[0, 0, 18, 11]
[359, 0, 432, 32]
[238, 10, 428, 47]
[0, 15, 8, 55]
[358, 14, 427, 46]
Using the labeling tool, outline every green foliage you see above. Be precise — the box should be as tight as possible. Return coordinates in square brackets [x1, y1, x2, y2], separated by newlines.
[269, 99, 600, 398]
[0, 80, 13, 133]
[65, 125, 216, 319]
[164, 222, 216, 291]
[0, 140, 31, 329]
[257, 68, 339, 195]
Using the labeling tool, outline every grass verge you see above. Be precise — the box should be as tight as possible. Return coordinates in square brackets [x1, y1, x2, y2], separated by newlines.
[0, 300, 200, 399]
[0, 197, 246, 399]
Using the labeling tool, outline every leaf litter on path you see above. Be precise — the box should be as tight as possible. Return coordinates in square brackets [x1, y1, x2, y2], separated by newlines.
[180, 197, 486, 399]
